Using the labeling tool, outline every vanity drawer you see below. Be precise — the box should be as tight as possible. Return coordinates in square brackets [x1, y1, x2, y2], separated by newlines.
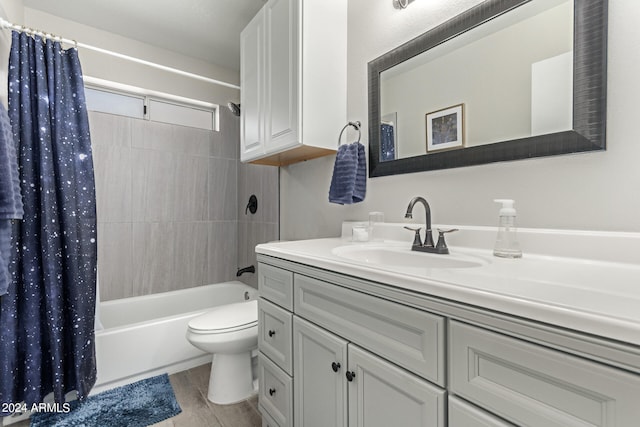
[449, 396, 515, 427]
[260, 405, 281, 427]
[258, 263, 294, 310]
[294, 273, 445, 386]
[450, 321, 640, 427]
[258, 298, 293, 375]
[258, 353, 293, 427]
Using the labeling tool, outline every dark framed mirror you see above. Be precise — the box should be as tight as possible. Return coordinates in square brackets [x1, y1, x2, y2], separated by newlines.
[368, 0, 607, 177]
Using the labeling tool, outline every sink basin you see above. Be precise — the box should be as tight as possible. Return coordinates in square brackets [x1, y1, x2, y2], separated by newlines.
[331, 244, 487, 269]
[331, 245, 486, 269]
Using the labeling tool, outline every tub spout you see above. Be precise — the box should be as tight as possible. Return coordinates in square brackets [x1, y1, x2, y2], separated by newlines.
[236, 265, 255, 277]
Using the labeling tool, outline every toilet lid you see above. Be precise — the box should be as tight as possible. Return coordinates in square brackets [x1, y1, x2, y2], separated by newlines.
[188, 299, 257, 333]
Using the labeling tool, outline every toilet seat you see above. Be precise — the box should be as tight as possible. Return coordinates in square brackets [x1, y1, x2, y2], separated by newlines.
[188, 299, 258, 334]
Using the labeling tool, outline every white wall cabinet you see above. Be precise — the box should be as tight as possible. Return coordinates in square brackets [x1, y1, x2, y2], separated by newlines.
[257, 257, 640, 427]
[240, 0, 347, 166]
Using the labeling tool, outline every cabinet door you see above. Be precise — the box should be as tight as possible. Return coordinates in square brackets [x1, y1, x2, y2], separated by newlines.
[294, 317, 348, 427]
[347, 344, 445, 427]
[240, 8, 264, 161]
[264, 0, 299, 152]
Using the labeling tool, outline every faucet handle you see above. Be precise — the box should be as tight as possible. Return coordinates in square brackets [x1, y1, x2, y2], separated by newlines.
[403, 226, 423, 247]
[435, 228, 458, 254]
[437, 228, 458, 234]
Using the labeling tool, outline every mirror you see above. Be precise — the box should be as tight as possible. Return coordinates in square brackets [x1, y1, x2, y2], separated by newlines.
[368, 0, 607, 177]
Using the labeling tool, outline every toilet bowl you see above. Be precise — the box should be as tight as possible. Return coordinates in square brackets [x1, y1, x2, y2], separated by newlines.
[186, 299, 258, 404]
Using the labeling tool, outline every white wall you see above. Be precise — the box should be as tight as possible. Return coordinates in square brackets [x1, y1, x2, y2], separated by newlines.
[23, 8, 239, 106]
[280, 0, 640, 240]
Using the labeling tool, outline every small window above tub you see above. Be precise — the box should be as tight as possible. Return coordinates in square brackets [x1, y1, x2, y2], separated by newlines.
[84, 76, 219, 131]
[85, 87, 145, 119]
[147, 98, 215, 131]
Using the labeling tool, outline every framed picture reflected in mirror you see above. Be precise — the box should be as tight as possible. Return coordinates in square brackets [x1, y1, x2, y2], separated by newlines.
[426, 104, 464, 152]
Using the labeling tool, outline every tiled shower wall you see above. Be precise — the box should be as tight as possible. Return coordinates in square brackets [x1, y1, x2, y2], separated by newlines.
[90, 108, 278, 301]
[237, 162, 279, 288]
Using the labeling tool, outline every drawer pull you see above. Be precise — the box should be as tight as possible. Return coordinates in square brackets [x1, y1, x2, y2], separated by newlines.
[346, 371, 356, 382]
[268, 330, 276, 337]
[331, 362, 341, 372]
[268, 387, 276, 396]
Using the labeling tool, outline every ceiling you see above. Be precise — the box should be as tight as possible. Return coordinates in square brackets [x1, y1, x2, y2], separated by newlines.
[22, 0, 265, 71]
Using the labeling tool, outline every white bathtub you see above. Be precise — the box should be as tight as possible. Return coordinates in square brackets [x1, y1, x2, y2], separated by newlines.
[94, 281, 257, 392]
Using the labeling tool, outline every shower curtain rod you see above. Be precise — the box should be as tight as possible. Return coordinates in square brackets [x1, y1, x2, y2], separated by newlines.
[0, 17, 241, 90]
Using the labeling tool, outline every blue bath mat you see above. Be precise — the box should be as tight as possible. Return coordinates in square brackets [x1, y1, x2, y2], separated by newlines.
[30, 374, 181, 427]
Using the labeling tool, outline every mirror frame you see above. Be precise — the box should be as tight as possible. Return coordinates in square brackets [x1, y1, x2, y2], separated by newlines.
[368, 0, 608, 178]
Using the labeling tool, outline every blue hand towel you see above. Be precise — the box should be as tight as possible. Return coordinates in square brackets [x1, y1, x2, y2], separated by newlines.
[0, 102, 22, 296]
[329, 142, 367, 204]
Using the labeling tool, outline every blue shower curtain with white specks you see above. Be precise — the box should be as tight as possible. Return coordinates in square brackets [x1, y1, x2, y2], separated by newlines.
[0, 31, 97, 413]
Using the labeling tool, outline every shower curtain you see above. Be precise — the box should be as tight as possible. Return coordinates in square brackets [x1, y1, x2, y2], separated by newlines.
[0, 31, 97, 412]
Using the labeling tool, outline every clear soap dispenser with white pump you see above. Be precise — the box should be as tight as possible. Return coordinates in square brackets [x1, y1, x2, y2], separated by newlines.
[493, 199, 522, 258]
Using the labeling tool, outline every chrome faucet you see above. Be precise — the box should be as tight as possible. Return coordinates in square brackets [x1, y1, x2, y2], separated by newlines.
[404, 196, 457, 254]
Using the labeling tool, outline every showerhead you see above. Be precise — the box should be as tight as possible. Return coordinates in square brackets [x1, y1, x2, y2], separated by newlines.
[227, 102, 241, 117]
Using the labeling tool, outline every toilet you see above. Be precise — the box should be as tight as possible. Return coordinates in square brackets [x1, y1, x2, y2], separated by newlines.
[186, 299, 258, 404]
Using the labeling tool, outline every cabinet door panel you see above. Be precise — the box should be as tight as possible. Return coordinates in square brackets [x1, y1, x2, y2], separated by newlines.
[294, 317, 348, 427]
[348, 344, 445, 427]
[264, 0, 299, 151]
[240, 10, 264, 161]
[450, 321, 640, 427]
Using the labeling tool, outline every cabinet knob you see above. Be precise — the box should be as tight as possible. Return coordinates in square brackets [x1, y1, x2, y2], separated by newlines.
[269, 387, 276, 396]
[346, 371, 356, 382]
[268, 330, 276, 337]
[331, 362, 341, 372]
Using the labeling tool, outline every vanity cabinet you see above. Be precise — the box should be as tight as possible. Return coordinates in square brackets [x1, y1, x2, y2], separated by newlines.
[257, 258, 640, 427]
[259, 262, 446, 427]
[240, 0, 347, 166]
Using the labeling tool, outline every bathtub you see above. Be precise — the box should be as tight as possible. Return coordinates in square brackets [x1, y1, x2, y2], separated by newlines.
[94, 281, 257, 392]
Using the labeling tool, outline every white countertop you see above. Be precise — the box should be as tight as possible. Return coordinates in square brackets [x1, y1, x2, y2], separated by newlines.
[256, 230, 640, 347]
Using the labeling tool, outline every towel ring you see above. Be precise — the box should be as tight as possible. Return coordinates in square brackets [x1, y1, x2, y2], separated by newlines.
[338, 121, 361, 147]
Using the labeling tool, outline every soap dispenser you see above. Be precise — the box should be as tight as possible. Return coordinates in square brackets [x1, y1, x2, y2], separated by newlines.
[493, 199, 522, 258]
